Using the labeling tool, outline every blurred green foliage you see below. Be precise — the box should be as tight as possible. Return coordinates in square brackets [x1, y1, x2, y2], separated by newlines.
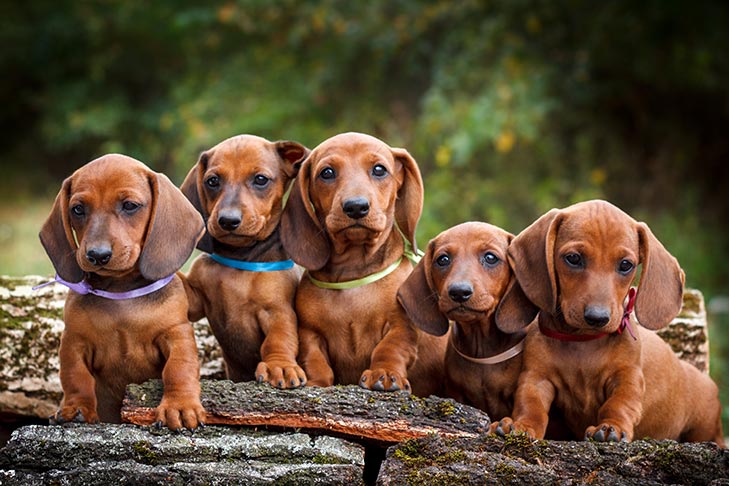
[1, 1, 729, 426]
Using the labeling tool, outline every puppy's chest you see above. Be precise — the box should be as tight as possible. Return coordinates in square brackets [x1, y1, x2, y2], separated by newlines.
[92, 329, 165, 379]
[448, 359, 520, 418]
[66, 299, 177, 372]
[199, 268, 296, 318]
[299, 284, 395, 333]
[546, 342, 639, 415]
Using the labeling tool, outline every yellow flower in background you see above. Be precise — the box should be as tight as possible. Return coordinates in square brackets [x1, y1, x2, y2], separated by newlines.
[591, 168, 607, 186]
[495, 129, 516, 153]
[435, 145, 451, 167]
[217, 3, 236, 23]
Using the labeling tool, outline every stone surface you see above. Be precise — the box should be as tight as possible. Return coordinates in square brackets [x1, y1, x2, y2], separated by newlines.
[122, 380, 490, 445]
[0, 423, 364, 485]
[377, 433, 729, 485]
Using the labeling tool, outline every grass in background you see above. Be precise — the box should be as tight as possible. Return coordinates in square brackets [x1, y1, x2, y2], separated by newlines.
[0, 197, 55, 277]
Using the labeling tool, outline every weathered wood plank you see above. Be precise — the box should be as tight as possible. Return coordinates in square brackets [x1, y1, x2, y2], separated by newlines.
[121, 379, 490, 445]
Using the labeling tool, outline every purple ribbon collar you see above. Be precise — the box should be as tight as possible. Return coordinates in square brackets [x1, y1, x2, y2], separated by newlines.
[33, 274, 175, 300]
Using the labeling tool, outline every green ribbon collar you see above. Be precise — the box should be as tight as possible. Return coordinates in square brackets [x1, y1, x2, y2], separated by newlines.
[306, 229, 423, 290]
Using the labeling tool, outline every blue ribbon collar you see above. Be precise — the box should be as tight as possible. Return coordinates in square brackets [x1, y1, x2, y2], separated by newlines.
[209, 253, 295, 272]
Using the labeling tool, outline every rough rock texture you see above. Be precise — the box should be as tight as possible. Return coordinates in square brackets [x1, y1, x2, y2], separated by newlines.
[656, 288, 709, 373]
[0, 276, 64, 420]
[0, 423, 364, 485]
[377, 433, 729, 485]
[0, 275, 711, 422]
[122, 380, 490, 445]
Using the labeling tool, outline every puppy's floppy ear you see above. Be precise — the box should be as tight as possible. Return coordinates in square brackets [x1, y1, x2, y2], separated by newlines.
[508, 208, 562, 314]
[39, 176, 83, 282]
[634, 222, 685, 330]
[397, 241, 449, 336]
[275, 140, 310, 179]
[139, 171, 205, 280]
[495, 232, 539, 332]
[391, 147, 424, 251]
[495, 261, 540, 333]
[280, 159, 330, 270]
[180, 151, 214, 253]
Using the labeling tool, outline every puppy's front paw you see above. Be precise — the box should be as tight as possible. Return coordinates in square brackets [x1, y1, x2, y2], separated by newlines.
[489, 417, 537, 439]
[50, 405, 99, 425]
[255, 360, 307, 389]
[359, 369, 410, 392]
[154, 397, 206, 432]
[585, 423, 629, 442]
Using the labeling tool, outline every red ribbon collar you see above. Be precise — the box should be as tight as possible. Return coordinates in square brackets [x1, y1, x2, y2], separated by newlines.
[618, 287, 638, 339]
[540, 287, 638, 342]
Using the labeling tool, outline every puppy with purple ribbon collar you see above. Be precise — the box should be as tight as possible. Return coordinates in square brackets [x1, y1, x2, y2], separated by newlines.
[38, 154, 206, 430]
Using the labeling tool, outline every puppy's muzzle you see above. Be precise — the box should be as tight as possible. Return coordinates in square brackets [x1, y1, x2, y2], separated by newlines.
[218, 209, 242, 231]
[86, 247, 112, 266]
[342, 197, 370, 220]
[448, 282, 474, 303]
[584, 305, 611, 327]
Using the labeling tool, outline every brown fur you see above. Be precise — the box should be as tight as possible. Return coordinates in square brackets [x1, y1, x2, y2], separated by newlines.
[398, 222, 527, 419]
[280, 132, 446, 396]
[39, 154, 205, 429]
[491, 199, 724, 445]
[180, 134, 309, 387]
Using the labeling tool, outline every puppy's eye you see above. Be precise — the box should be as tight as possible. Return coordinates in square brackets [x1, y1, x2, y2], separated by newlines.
[319, 167, 336, 180]
[435, 254, 451, 267]
[564, 253, 583, 268]
[122, 201, 141, 213]
[205, 175, 220, 189]
[482, 252, 499, 267]
[253, 174, 270, 187]
[71, 205, 85, 217]
[372, 164, 388, 178]
[618, 259, 635, 274]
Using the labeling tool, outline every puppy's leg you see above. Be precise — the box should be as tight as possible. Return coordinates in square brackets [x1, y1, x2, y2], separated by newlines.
[490, 369, 555, 439]
[299, 328, 335, 387]
[584, 367, 644, 442]
[255, 307, 307, 389]
[54, 333, 100, 424]
[156, 323, 206, 431]
[680, 363, 725, 446]
[359, 319, 417, 392]
[179, 270, 206, 323]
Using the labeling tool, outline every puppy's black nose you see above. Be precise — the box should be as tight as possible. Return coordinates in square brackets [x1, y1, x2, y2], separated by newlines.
[448, 282, 474, 303]
[342, 197, 370, 219]
[218, 211, 241, 231]
[584, 306, 611, 327]
[86, 248, 112, 266]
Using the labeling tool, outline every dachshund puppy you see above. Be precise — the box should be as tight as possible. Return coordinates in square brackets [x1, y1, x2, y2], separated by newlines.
[39, 154, 206, 430]
[398, 222, 527, 419]
[491, 199, 724, 445]
[180, 134, 309, 388]
[281, 132, 446, 396]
